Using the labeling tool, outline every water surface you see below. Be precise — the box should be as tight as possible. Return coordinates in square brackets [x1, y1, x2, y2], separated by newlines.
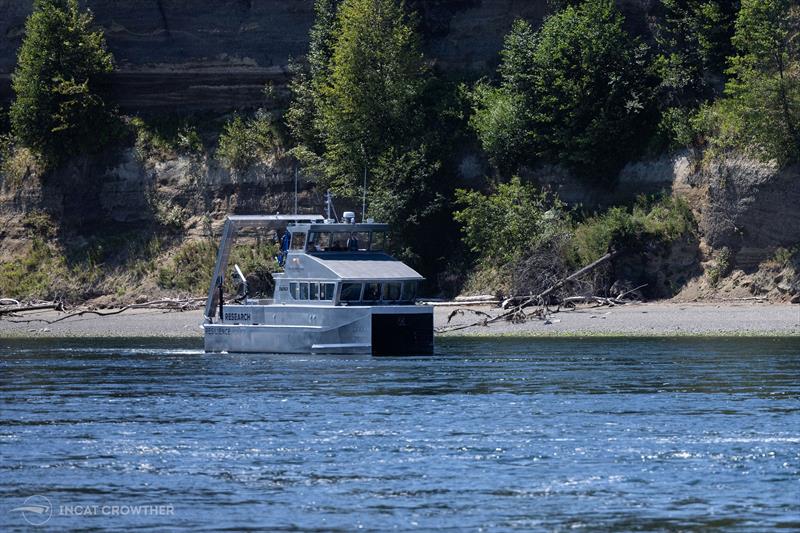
[1, 337, 799, 530]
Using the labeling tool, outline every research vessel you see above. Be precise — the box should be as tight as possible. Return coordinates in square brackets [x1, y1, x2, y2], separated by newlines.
[202, 209, 434, 355]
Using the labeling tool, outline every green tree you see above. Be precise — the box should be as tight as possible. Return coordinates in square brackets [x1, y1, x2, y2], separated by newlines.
[316, 0, 430, 192]
[453, 177, 563, 267]
[700, 0, 800, 163]
[652, 1, 740, 147]
[10, 0, 115, 166]
[288, 0, 458, 277]
[286, 0, 341, 155]
[472, 1, 654, 181]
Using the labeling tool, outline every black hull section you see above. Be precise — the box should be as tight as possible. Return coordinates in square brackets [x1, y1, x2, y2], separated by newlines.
[372, 313, 434, 356]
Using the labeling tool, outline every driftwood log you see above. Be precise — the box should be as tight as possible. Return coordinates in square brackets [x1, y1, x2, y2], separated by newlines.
[0, 298, 205, 324]
[438, 251, 639, 333]
[0, 302, 63, 316]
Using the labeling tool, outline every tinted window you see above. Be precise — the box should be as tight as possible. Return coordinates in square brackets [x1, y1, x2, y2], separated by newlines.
[290, 232, 306, 250]
[329, 233, 348, 251]
[321, 283, 335, 301]
[289, 282, 299, 299]
[402, 281, 417, 301]
[310, 282, 319, 300]
[308, 232, 331, 252]
[363, 282, 381, 302]
[370, 232, 386, 251]
[347, 231, 369, 251]
[299, 282, 309, 300]
[382, 282, 401, 301]
[340, 283, 362, 302]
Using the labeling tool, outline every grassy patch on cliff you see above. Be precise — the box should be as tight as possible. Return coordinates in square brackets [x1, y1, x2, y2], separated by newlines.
[157, 239, 280, 296]
[455, 190, 697, 298]
[0, 220, 166, 303]
[571, 195, 696, 266]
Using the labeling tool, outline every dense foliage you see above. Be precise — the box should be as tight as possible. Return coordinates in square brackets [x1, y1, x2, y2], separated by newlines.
[699, 0, 800, 164]
[285, 0, 341, 156]
[453, 180, 696, 295]
[287, 0, 458, 275]
[471, 1, 654, 180]
[10, 0, 116, 166]
[652, 0, 740, 146]
[312, 0, 430, 191]
[453, 177, 566, 267]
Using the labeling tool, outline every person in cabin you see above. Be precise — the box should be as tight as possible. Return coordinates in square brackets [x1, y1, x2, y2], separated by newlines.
[347, 233, 359, 251]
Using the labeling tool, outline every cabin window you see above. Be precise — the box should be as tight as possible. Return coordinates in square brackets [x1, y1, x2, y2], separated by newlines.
[309, 282, 319, 300]
[402, 281, 418, 302]
[340, 282, 362, 302]
[290, 232, 307, 250]
[329, 232, 349, 252]
[299, 282, 309, 300]
[308, 232, 331, 252]
[363, 282, 381, 302]
[382, 282, 402, 301]
[321, 283, 335, 301]
[370, 231, 386, 251]
[289, 282, 299, 299]
[347, 231, 369, 251]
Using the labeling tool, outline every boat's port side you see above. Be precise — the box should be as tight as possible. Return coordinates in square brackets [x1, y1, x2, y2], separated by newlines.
[371, 307, 434, 356]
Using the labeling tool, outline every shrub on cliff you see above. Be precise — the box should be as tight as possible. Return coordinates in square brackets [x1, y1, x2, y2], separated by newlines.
[698, 0, 800, 165]
[471, 2, 655, 181]
[454, 177, 569, 268]
[216, 111, 281, 174]
[10, 0, 117, 167]
[571, 195, 696, 267]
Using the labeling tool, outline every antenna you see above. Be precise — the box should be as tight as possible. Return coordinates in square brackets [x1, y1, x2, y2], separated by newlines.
[325, 191, 339, 223]
[361, 144, 367, 223]
[293, 165, 298, 215]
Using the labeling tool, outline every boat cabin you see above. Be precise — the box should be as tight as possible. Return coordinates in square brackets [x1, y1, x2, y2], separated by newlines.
[273, 222, 422, 306]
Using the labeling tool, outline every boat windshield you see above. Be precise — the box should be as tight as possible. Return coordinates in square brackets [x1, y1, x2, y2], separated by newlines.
[290, 232, 306, 250]
[336, 280, 419, 304]
[370, 232, 386, 251]
[308, 231, 373, 252]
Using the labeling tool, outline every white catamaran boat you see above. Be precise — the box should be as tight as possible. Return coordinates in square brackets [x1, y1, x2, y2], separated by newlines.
[202, 207, 434, 355]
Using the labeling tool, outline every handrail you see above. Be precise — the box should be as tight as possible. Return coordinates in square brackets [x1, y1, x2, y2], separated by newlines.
[203, 214, 325, 321]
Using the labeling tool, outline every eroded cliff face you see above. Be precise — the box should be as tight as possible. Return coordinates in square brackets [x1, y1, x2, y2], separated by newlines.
[0, 0, 557, 110]
[0, 0, 661, 110]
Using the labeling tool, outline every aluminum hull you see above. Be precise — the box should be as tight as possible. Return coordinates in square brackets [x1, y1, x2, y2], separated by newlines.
[204, 303, 433, 355]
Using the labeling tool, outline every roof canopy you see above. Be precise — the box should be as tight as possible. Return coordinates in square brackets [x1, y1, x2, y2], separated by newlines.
[290, 223, 390, 233]
[309, 252, 423, 280]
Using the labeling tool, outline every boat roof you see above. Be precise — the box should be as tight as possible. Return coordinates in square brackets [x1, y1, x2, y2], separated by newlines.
[290, 222, 390, 232]
[307, 252, 423, 280]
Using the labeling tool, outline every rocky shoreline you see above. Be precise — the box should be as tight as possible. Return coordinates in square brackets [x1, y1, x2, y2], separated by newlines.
[0, 302, 797, 340]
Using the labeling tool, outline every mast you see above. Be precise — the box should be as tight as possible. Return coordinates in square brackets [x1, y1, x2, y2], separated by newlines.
[361, 143, 367, 222]
[294, 165, 298, 215]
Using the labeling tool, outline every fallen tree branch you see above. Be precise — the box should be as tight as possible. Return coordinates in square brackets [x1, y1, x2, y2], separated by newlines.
[0, 302, 63, 316]
[502, 251, 617, 309]
[437, 252, 627, 333]
[1, 298, 206, 324]
[561, 284, 647, 307]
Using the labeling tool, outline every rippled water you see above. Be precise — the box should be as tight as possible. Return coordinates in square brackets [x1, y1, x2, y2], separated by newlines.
[1, 337, 799, 531]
